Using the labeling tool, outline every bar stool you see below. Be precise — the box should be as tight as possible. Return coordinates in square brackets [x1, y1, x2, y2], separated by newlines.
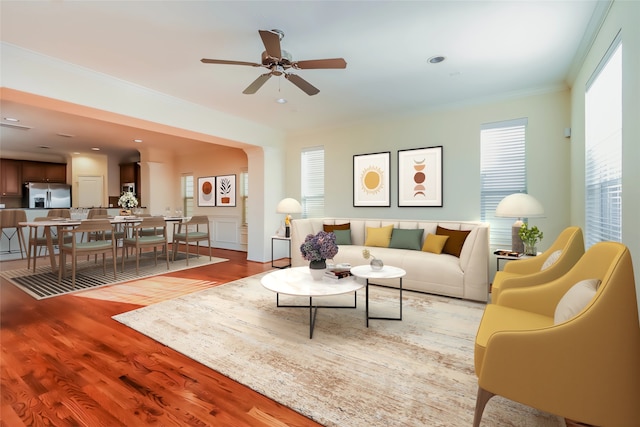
[0, 209, 27, 258]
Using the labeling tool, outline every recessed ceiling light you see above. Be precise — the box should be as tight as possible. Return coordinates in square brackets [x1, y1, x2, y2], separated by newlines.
[72, 152, 80, 155]
[91, 147, 100, 151]
[276, 98, 287, 104]
[428, 56, 446, 64]
[3, 117, 19, 122]
[133, 139, 143, 143]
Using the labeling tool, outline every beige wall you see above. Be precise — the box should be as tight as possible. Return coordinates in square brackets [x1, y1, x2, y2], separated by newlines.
[569, 0, 640, 317]
[285, 89, 571, 254]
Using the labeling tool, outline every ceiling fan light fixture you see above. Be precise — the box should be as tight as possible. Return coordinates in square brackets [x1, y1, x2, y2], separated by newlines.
[428, 55, 446, 64]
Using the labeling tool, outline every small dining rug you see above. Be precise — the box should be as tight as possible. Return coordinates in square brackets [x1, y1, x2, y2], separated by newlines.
[0, 253, 227, 300]
[114, 273, 565, 427]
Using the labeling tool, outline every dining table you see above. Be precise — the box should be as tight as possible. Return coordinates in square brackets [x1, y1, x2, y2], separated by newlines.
[18, 216, 186, 274]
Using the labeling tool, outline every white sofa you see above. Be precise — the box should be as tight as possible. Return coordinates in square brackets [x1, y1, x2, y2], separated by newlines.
[290, 218, 490, 302]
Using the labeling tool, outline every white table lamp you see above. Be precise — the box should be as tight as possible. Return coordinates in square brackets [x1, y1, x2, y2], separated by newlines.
[276, 198, 302, 237]
[495, 193, 545, 253]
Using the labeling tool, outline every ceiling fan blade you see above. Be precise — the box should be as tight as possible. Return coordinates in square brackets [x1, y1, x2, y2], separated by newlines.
[258, 30, 282, 59]
[285, 74, 320, 96]
[293, 58, 347, 69]
[242, 73, 272, 94]
[201, 58, 262, 67]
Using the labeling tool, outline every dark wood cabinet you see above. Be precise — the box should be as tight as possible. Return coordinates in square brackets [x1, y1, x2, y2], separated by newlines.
[120, 162, 141, 201]
[1, 159, 23, 197]
[22, 161, 66, 183]
[120, 163, 137, 185]
[44, 163, 66, 182]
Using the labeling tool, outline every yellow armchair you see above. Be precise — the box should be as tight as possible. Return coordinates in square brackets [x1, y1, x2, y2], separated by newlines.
[474, 242, 640, 426]
[492, 226, 584, 303]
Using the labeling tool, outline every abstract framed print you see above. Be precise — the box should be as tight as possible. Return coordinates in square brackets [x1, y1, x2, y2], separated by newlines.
[353, 151, 391, 207]
[215, 174, 236, 207]
[397, 146, 443, 207]
[197, 176, 216, 207]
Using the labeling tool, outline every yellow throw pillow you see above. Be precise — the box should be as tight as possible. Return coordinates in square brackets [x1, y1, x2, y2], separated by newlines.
[422, 233, 449, 254]
[364, 225, 394, 248]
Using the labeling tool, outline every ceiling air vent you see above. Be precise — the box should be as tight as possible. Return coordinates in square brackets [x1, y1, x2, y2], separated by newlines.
[0, 122, 33, 130]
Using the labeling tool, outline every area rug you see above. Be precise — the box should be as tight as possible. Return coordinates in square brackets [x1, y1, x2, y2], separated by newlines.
[0, 253, 227, 300]
[74, 276, 219, 306]
[114, 273, 565, 427]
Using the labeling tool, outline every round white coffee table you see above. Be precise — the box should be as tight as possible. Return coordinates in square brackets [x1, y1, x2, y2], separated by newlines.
[350, 264, 406, 327]
[261, 267, 364, 339]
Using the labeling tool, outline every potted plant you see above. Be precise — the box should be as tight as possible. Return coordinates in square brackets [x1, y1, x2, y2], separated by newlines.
[519, 223, 543, 255]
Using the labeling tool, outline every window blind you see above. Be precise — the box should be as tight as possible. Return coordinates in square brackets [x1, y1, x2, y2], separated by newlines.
[480, 118, 528, 248]
[301, 146, 324, 218]
[585, 38, 622, 247]
[182, 175, 194, 217]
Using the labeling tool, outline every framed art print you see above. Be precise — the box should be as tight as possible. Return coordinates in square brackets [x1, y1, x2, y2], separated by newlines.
[353, 151, 390, 207]
[197, 176, 216, 207]
[215, 174, 236, 206]
[398, 146, 443, 207]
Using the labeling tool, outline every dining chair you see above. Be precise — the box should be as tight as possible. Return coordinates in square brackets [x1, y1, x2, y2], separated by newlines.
[27, 217, 56, 272]
[0, 209, 27, 258]
[171, 215, 211, 266]
[58, 219, 117, 289]
[121, 216, 169, 274]
[47, 209, 71, 219]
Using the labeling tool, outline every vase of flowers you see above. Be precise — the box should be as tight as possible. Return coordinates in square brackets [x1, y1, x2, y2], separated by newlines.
[519, 223, 543, 256]
[118, 191, 138, 215]
[362, 248, 384, 271]
[300, 231, 339, 280]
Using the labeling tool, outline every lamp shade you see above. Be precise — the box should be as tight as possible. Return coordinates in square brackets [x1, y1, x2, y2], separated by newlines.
[495, 193, 545, 218]
[276, 198, 302, 214]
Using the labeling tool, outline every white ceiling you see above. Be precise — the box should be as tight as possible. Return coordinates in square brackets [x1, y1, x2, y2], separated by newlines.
[0, 1, 607, 160]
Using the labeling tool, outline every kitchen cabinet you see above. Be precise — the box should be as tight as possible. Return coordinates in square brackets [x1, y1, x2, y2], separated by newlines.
[22, 161, 66, 183]
[120, 162, 141, 201]
[1, 159, 22, 197]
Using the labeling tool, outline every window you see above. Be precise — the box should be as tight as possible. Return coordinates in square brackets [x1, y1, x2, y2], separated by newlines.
[181, 174, 194, 217]
[585, 36, 622, 247]
[301, 146, 324, 218]
[240, 169, 248, 225]
[480, 118, 528, 248]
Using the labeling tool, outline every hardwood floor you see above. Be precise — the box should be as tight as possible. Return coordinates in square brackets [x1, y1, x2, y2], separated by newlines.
[1, 248, 322, 427]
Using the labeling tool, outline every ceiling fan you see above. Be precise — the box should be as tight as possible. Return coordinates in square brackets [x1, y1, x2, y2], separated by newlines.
[201, 29, 347, 96]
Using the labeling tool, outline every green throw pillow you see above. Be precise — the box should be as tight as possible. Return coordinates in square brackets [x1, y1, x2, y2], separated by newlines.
[333, 229, 352, 245]
[389, 228, 424, 251]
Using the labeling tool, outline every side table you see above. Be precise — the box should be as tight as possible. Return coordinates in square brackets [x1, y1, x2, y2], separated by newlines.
[350, 264, 406, 327]
[271, 236, 291, 269]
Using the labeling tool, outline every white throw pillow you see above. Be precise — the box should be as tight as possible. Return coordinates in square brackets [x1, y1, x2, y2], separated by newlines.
[541, 250, 563, 271]
[554, 279, 601, 324]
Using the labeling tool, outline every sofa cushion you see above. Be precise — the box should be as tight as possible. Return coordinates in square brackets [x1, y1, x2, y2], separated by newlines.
[333, 229, 352, 245]
[364, 225, 394, 247]
[324, 223, 350, 232]
[541, 249, 562, 271]
[422, 233, 449, 254]
[554, 278, 601, 324]
[436, 226, 471, 257]
[389, 228, 423, 251]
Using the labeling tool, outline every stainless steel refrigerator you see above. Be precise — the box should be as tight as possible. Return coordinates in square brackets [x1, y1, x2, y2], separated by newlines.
[25, 183, 72, 208]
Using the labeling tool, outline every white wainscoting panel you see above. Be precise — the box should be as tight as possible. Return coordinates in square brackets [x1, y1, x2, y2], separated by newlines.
[211, 215, 246, 252]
